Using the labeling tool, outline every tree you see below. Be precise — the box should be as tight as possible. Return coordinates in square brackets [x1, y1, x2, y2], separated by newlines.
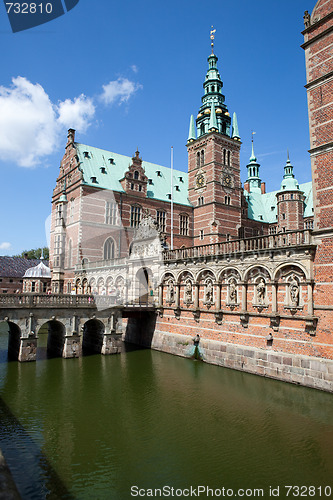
[14, 247, 49, 260]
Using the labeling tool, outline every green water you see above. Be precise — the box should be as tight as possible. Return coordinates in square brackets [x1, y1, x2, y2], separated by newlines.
[0, 325, 333, 499]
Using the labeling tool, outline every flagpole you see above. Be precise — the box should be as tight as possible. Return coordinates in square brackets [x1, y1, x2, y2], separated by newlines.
[171, 146, 174, 250]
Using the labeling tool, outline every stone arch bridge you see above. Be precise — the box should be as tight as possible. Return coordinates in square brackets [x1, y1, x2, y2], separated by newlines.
[0, 294, 154, 362]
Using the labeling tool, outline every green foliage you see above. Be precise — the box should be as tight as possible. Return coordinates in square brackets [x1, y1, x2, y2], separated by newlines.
[13, 247, 49, 260]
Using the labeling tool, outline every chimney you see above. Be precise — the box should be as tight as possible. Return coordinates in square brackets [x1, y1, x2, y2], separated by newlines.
[261, 182, 266, 194]
[244, 181, 250, 193]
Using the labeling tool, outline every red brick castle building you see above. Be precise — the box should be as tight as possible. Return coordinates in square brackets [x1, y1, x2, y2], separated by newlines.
[48, 1, 333, 392]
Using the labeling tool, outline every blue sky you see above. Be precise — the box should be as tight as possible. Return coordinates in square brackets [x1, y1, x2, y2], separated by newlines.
[0, 0, 315, 255]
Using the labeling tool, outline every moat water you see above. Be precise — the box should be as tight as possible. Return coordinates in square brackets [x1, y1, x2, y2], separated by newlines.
[0, 325, 333, 499]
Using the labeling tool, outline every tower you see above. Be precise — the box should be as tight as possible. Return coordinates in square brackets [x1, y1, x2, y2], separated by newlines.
[187, 29, 242, 244]
[276, 154, 305, 232]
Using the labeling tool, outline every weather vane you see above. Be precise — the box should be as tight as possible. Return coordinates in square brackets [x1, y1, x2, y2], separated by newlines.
[210, 26, 216, 53]
[251, 130, 256, 143]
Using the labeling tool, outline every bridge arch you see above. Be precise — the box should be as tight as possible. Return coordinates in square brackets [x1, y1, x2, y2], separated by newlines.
[0, 320, 21, 361]
[38, 320, 66, 358]
[82, 318, 105, 355]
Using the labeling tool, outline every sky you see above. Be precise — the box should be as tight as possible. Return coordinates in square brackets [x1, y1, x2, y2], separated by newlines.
[0, 0, 316, 256]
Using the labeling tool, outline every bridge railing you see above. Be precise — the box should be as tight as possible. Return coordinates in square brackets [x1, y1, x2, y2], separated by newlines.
[163, 230, 313, 261]
[0, 294, 97, 309]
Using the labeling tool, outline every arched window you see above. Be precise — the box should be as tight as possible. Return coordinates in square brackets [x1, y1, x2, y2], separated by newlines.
[201, 150, 205, 166]
[196, 152, 200, 167]
[104, 238, 115, 260]
[134, 171, 139, 180]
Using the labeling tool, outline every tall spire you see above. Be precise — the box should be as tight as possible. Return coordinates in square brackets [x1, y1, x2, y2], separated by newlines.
[187, 114, 196, 142]
[194, 29, 231, 139]
[246, 137, 261, 191]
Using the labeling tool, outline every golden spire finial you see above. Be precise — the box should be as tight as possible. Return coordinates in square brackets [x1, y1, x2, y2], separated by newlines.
[210, 26, 216, 53]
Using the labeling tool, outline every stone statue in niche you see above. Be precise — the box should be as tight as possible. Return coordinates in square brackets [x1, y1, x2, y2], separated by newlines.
[166, 280, 175, 303]
[229, 278, 237, 303]
[185, 280, 192, 303]
[289, 275, 299, 306]
[205, 280, 213, 304]
[256, 278, 266, 304]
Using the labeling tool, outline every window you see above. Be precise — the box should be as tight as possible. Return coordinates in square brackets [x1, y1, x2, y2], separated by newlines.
[56, 204, 63, 226]
[131, 183, 134, 190]
[68, 239, 72, 268]
[223, 149, 226, 164]
[134, 171, 139, 180]
[9, 279, 13, 283]
[198, 197, 204, 206]
[106, 202, 119, 225]
[291, 194, 294, 200]
[43, 282, 48, 293]
[31, 282, 36, 293]
[199, 230, 204, 240]
[104, 238, 115, 260]
[179, 214, 189, 236]
[157, 211, 166, 232]
[201, 150, 205, 166]
[269, 226, 277, 234]
[225, 196, 231, 205]
[69, 198, 75, 224]
[131, 206, 141, 227]
[196, 152, 200, 167]
[227, 151, 231, 166]
[139, 185, 142, 192]
[282, 213, 286, 220]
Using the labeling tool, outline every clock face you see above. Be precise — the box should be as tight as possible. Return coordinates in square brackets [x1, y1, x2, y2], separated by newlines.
[223, 175, 232, 187]
[196, 174, 205, 188]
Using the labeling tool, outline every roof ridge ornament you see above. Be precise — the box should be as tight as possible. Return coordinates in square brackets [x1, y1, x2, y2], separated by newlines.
[210, 26, 216, 54]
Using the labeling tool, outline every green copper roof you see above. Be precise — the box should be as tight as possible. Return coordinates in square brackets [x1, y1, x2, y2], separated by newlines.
[245, 181, 313, 223]
[231, 112, 240, 140]
[75, 143, 191, 207]
[279, 154, 299, 191]
[188, 115, 196, 141]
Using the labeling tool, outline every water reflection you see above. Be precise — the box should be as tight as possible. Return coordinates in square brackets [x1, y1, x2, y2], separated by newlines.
[0, 324, 332, 499]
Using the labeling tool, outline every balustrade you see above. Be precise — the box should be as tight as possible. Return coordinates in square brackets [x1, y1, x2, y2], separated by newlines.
[163, 230, 313, 262]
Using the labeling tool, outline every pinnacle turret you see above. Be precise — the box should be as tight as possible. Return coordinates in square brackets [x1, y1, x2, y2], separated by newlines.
[188, 114, 196, 142]
[246, 140, 261, 191]
[232, 112, 240, 141]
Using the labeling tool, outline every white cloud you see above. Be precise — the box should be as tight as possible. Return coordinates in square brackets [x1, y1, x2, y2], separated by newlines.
[0, 77, 96, 168]
[0, 77, 58, 167]
[0, 242, 11, 252]
[100, 77, 142, 106]
[131, 65, 138, 73]
[58, 94, 95, 133]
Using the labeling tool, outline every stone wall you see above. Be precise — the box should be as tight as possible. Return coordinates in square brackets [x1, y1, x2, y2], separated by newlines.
[137, 327, 333, 393]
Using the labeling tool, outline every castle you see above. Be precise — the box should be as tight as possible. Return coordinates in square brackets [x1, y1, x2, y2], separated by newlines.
[48, 0, 333, 392]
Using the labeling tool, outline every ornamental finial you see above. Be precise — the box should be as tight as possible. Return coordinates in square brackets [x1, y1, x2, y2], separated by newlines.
[210, 26, 216, 53]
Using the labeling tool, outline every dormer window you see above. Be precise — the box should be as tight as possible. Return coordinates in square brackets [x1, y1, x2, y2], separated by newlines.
[175, 185, 180, 191]
[156, 171, 161, 177]
[108, 158, 115, 165]
[148, 179, 153, 185]
[100, 167, 107, 174]
[179, 176, 183, 182]
[83, 151, 90, 158]
[167, 193, 172, 200]
[91, 176, 97, 183]
[258, 215, 263, 220]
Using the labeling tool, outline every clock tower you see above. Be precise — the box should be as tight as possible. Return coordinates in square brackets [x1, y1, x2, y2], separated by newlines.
[187, 30, 242, 245]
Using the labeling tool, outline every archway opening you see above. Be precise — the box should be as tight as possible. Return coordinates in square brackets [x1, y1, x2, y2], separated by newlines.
[0, 321, 21, 361]
[136, 267, 153, 305]
[45, 320, 66, 358]
[82, 319, 104, 356]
